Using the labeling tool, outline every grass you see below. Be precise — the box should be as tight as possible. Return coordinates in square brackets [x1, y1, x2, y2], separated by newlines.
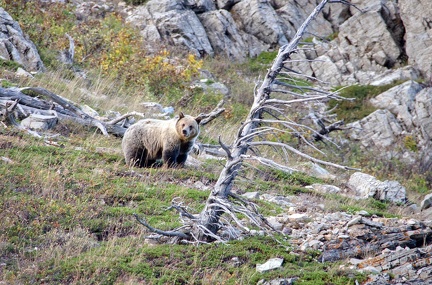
[0, 127, 371, 284]
[0, 1, 427, 283]
[329, 82, 405, 123]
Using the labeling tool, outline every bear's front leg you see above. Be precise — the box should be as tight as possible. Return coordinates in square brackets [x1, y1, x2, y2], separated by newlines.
[176, 153, 188, 166]
[162, 147, 180, 168]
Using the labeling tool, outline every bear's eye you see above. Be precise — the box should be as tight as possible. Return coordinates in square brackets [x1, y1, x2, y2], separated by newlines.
[182, 123, 185, 127]
[189, 126, 193, 130]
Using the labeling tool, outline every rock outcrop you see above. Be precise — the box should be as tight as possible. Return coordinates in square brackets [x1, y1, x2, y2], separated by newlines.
[256, 190, 432, 284]
[124, 0, 356, 62]
[347, 80, 432, 169]
[121, 0, 432, 85]
[399, 0, 432, 80]
[0, 8, 44, 72]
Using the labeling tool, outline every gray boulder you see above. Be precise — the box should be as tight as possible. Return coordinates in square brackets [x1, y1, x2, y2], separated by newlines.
[420, 193, 432, 211]
[0, 8, 44, 72]
[347, 172, 406, 203]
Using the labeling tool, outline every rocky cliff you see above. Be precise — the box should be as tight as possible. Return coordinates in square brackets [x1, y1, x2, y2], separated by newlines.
[123, 0, 431, 86]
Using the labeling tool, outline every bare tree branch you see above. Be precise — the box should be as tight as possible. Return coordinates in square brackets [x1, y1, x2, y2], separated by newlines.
[133, 214, 190, 239]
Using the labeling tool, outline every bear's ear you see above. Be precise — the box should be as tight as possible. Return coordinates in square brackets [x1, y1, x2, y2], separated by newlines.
[178, 112, 185, 119]
[195, 114, 203, 125]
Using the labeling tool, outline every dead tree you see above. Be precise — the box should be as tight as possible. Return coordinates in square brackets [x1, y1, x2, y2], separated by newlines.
[136, 0, 358, 243]
[0, 87, 225, 138]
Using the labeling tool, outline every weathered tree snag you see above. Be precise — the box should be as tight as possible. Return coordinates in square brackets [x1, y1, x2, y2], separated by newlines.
[194, 0, 355, 241]
[132, 0, 358, 243]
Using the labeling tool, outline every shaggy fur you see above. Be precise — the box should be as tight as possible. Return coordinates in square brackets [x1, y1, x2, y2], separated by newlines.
[122, 112, 201, 168]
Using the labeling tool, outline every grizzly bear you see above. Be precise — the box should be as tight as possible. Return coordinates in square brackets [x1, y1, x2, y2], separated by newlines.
[122, 112, 202, 168]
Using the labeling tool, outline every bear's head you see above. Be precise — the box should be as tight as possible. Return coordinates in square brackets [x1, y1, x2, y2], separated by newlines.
[176, 112, 202, 141]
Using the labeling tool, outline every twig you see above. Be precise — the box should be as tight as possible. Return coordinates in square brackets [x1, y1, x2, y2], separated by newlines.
[133, 214, 190, 239]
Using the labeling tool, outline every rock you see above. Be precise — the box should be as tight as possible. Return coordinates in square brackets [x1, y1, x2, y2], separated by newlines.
[216, 0, 240, 10]
[370, 81, 423, 130]
[126, 0, 214, 57]
[15, 67, 33, 78]
[307, 184, 341, 194]
[256, 257, 283, 273]
[194, 181, 209, 191]
[399, 0, 432, 79]
[184, 0, 216, 13]
[356, 210, 370, 217]
[360, 266, 381, 274]
[298, 162, 335, 180]
[347, 216, 362, 227]
[347, 109, 403, 149]
[20, 114, 58, 130]
[193, 79, 230, 95]
[242, 191, 260, 199]
[347, 172, 380, 199]
[347, 172, 406, 203]
[350, 80, 432, 168]
[231, 0, 288, 48]
[370, 66, 420, 86]
[197, 10, 247, 61]
[286, 213, 309, 223]
[257, 278, 297, 285]
[275, 0, 333, 39]
[0, 8, 44, 72]
[420, 193, 432, 211]
[265, 216, 283, 231]
[260, 194, 294, 207]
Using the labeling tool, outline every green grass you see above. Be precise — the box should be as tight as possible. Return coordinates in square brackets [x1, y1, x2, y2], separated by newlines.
[0, 128, 369, 284]
[0, 1, 425, 283]
[329, 83, 405, 123]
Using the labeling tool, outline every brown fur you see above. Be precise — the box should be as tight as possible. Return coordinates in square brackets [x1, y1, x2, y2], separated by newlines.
[122, 112, 201, 168]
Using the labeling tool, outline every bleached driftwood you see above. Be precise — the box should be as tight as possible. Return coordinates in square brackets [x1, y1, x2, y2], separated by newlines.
[0, 86, 225, 138]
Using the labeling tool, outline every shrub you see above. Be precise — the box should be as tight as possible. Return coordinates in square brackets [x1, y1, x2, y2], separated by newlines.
[403, 135, 418, 152]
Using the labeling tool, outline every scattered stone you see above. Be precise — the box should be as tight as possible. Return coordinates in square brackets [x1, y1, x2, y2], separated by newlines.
[257, 277, 297, 285]
[266, 216, 283, 231]
[193, 79, 230, 95]
[21, 114, 58, 130]
[194, 181, 209, 191]
[1, 156, 15, 164]
[356, 210, 370, 217]
[307, 184, 341, 194]
[256, 257, 284, 273]
[260, 194, 294, 207]
[242, 191, 260, 199]
[420, 193, 432, 211]
[16, 67, 33, 78]
[287, 213, 309, 223]
[347, 216, 362, 227]
[298, 162, 335, 180]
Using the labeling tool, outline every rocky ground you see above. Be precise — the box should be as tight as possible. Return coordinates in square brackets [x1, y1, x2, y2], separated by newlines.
[242, 188, 432, 284]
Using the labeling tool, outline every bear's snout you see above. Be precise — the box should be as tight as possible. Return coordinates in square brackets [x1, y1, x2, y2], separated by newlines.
[182, 129, 189, 136]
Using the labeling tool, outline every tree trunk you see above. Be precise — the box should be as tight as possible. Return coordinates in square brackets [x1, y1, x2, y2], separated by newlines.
[197, 0, 332, 240]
